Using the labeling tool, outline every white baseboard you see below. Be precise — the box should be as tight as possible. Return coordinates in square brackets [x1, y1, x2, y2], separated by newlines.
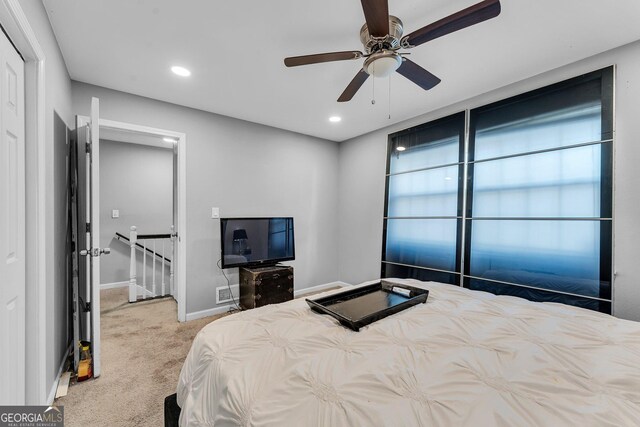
[100, 281, 129, 290]
[293, 281, 350, 297]
[185, 304, 235, 321]
[48, 344, 72, 404]
[185, 281, 351, 322]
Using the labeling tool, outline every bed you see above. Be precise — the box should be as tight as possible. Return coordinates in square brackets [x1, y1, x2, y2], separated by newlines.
[176, 279, 640, 426]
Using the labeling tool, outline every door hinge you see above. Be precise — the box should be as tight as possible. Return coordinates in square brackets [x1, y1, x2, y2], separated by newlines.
[85, 141, 91, 154]
[86, 222, 91, 233]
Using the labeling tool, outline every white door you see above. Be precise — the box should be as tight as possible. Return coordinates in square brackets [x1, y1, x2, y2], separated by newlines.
[88, 98, 104, 377]
[76, 98, 107, 378]
[0, 31, 25, 404]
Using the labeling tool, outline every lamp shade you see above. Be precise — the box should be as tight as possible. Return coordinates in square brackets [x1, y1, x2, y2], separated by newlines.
[232, 229, 248, 240]
[364, 51, 402, 78]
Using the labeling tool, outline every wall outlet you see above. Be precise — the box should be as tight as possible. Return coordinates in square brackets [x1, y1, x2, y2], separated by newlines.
[112, 209, 119, 218]
[211, 207, 220, 219]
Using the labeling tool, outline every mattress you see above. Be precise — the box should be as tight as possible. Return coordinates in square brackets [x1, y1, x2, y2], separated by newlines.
[177, 279, 640, 426]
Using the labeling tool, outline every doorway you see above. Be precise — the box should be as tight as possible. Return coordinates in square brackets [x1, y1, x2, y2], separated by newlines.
[100, 135, 174, 299]
[75, 112, 187, 378]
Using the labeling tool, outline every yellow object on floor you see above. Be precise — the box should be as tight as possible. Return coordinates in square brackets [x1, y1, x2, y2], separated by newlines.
[77, 341, 92, 382]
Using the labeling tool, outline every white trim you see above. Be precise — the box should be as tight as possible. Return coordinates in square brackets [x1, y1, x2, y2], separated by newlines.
[0, 0, 47, 405]
[100, 281, 129, 290]
[185, 304, 234, 321]
[176, 131, 187, 322]
[293, 281, 351, 297]
[77, 115, 187, 322]
[47, 344, 71, 405]
[185, 281, 351, 322]
[100, 125, 175, 150]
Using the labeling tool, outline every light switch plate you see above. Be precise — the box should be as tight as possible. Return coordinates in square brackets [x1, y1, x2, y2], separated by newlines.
[211, 207, 220, 219]
[112, 209, 119, 218]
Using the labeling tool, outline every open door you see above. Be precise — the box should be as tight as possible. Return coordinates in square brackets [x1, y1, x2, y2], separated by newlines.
[75, 97, 109, 378]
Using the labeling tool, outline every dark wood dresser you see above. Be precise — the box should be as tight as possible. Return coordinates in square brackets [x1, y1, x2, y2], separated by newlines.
[239, 265, 294, 309]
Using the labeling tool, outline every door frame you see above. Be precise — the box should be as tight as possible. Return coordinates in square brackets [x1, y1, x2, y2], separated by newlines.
[0, 0, 48, 405]
[77, 115, 187, 322]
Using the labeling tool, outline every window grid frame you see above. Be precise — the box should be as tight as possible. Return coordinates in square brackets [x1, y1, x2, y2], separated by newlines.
[465, 67, 613, 305]
[381, 111, 466, 285]
[382, 66, 614, 312]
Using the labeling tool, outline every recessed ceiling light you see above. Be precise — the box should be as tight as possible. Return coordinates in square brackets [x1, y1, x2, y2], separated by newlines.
[396, 146, 406, 151]
[163, 137, 177, 143]
[171, 66, 191, 77]
[329, 116, 342, 123]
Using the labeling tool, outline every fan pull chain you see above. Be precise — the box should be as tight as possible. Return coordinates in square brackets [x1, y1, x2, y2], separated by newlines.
[371, 62, 376, 105]
[388, 75, 392, 120]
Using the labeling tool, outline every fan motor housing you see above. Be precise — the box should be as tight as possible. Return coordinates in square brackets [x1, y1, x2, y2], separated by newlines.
[360, 15, 404, 54]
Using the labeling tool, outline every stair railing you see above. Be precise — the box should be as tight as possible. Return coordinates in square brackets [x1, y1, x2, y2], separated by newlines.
[115, 225, 175, 303]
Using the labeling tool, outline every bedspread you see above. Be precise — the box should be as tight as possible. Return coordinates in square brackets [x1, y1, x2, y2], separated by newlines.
[177, 279, 640, 426]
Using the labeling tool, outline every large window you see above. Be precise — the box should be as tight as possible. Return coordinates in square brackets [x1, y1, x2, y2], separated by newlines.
[382, 112, 465, 285]
[382, 67, 613, 313]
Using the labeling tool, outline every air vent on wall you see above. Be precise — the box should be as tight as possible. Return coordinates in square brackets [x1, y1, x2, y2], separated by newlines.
[216, 285, 239, 304]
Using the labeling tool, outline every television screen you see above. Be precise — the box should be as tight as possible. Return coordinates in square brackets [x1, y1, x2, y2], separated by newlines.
[220, 217, 295, 268]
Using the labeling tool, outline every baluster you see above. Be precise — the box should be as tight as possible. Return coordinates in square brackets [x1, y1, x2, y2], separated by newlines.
[142, 241, 147, 299]
[170, 225, 175, 296]
[128, 226, 137, 302]
[161, 240, 166, 296]
[152, 240, 157, 297]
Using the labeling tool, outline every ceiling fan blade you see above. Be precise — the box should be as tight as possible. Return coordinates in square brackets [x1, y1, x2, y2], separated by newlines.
[284, 51, 363, 67]
[360, 0, 390, 37]
[403, 0, 501, 47]
[396, 59, 441, 90]
[338, 69, 369, 102]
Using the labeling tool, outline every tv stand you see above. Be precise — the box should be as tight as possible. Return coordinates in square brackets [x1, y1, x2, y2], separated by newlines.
[239, 265, 294, 309]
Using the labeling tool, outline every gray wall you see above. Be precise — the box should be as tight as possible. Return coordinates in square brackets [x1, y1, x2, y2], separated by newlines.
[99, 140, 173, 284]
[338, 39, 640, 322]
[18, 0, 74, 404]
[72, 82, 341, 315]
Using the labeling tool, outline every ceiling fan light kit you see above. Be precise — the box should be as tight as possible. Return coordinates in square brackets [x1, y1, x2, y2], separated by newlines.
[364, 51, 402, 77]
[284, 0, 502, 102]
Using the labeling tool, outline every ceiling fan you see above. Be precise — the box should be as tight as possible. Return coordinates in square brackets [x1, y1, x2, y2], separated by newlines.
[284, 0, 501, 102]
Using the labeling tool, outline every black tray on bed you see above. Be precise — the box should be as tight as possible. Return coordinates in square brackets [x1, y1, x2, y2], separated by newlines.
[306, 281, 429, 331]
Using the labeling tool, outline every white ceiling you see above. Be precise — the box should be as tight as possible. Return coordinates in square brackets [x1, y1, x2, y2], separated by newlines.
[43, 0, 640, 142]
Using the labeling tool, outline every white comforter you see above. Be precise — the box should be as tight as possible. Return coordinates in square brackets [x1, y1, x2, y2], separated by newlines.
[177, 279, 640, 426]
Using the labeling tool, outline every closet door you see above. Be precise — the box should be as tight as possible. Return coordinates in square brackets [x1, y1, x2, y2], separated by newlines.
[0, 29, 25, 404]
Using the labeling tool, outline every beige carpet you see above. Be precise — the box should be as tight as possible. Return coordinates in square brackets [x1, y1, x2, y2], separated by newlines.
[57, 286, 338, 426]
[56, 288, 229, 427]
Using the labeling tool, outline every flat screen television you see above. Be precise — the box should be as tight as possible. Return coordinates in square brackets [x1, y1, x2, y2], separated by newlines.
[220, 217, 295, 269]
